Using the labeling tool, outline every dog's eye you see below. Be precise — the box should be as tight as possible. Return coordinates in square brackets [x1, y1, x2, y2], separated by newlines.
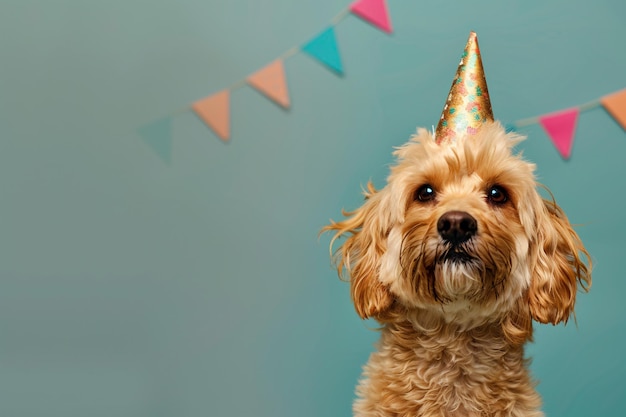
[487, 185, 508, 205]
[414, 185, 436, 202]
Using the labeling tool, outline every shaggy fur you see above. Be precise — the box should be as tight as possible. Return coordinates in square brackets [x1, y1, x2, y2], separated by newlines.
[323, 122, 591, 417]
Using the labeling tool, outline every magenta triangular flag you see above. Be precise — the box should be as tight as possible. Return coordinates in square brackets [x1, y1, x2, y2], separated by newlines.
[350, 0, 392, 33]
[539, 108, 579, 160]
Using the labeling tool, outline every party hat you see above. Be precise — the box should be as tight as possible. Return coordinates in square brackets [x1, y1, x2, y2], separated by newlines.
[435, 31, 493, 144]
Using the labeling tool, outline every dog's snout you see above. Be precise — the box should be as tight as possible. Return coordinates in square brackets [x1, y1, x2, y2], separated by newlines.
[437, 211, 477, 244]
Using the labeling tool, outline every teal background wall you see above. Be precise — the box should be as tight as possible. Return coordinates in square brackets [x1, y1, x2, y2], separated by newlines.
[1, 1, 624, 416]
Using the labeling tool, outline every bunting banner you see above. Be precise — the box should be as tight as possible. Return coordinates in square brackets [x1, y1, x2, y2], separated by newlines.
[350, 0, 393, 33]
[601, 89, 626, 131]
[247, 60, 290, 109]
[192, 90, 230, 142]
[508, 92, 626, 159]
[538, 108, 579, 160]
[138, 0, 626, 163]
[302, 27, 344, 74]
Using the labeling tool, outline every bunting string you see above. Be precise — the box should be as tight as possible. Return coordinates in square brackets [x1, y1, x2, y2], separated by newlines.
[512, 99, 601, 129]
[138, 0, 626, 163]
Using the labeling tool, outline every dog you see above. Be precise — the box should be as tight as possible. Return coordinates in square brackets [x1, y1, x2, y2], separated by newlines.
[323, 121, 591, 416]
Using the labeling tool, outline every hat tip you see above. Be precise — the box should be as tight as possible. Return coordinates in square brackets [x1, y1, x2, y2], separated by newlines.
[434, 31, 493, 144]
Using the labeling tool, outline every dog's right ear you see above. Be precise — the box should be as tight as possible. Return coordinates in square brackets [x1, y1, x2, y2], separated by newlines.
[528, 198, 591, 325]
[321, 182, 393, 319]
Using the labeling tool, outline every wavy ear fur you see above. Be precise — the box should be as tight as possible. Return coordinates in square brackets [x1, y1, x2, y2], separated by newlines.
[321, 182, 393, 319]
[529, 198, 591, 325]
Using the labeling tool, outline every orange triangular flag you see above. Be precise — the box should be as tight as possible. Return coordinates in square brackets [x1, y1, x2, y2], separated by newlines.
[192, 90, 230, 141]
[601, 88, 626, 131]
[246, 60, 290, 109]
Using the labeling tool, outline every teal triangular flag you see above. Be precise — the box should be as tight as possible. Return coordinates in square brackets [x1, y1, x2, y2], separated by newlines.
[138, 117, 172, 164]
[302, 27, 343, 74]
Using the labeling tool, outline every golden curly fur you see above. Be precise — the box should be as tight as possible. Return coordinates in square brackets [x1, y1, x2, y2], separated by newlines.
[323, 122, 591, 417]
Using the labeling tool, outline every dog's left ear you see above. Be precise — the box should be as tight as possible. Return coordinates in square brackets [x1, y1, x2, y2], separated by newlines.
[322, 182, 394, 319]
[528, 199, 591, 324]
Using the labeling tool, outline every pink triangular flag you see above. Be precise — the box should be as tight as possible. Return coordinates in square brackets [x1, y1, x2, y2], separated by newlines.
[192, 90, 230, 141]
[246, 60, 290, 109]
[350, 0, 393, 33]
[601, 89, 626, 131]
[539, 108, 579, 160]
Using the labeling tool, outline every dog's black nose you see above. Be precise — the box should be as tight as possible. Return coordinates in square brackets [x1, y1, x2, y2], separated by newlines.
[437, 211, 477, 244]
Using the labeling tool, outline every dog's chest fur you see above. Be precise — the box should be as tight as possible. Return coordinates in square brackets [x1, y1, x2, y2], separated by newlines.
[353, 320, 543, 417]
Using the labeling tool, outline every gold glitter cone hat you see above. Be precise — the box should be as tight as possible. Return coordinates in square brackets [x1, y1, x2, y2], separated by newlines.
[435, 31, 493, 144]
